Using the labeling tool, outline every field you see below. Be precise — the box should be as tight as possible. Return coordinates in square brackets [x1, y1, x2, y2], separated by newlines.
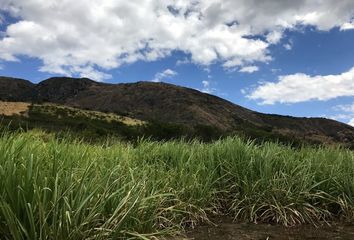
[1, 130, 354, 239]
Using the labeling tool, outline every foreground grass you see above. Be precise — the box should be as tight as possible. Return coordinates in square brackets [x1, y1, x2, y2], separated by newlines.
[0, 130, 354, 239]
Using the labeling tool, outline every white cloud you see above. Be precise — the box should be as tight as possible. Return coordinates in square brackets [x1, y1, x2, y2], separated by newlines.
[0, 0, 354, 79]
[348, 118, 354, 126]
[334, 103, 354, 113]
[201, 80, 216, 94]
[248, 67, 354, 104]
[176, 58, 190, 66]
[39, 64, 112, 81]
[271, 68, 281, 74]
[202, 80, 210, 87]
[151, 69, 177, 82]
[331, 103, 354, 126]
[283, 43, 292, 50]
[328, 114, 352, 121]
[239, 65, 259, 73]
[340, 20, 354, 30]
[266, 30, 283, 44]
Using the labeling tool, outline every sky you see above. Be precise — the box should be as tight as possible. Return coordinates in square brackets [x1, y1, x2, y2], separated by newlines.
[1, 0, 354, 125]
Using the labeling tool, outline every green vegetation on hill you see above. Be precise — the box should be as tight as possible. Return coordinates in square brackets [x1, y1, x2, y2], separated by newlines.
[0, 103, 225, 143]
[1, 103, 142, 139]
[1, 103, 316, 147]
[2, 76, 354, 147]
[1, 130, 354, 239]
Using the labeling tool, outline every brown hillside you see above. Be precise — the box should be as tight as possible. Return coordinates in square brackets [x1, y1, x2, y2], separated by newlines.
[1, 76, 354, 146]
[0, 77, 36, 101]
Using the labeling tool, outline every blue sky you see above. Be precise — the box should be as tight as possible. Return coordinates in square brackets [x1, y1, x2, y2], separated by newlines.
[1, 1, 354, 125]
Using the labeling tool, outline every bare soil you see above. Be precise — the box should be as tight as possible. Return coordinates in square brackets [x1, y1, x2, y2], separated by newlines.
[179, 218, 354, 240]
[0, 101, 30, 116]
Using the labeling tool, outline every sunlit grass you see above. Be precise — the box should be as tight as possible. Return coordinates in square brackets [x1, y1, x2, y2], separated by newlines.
[0, 130, 354, 239]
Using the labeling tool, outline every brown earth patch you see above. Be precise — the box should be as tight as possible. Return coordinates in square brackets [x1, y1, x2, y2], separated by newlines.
[0, 101, 30, 116]
[175, 218, 354, 240]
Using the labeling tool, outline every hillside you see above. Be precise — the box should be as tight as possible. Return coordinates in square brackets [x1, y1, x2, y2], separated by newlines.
[0, 101, 150, 141]
[1, 76, 354, 146]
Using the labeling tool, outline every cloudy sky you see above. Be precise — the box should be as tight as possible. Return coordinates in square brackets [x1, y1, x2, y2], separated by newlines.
[1, 0, 354, 125]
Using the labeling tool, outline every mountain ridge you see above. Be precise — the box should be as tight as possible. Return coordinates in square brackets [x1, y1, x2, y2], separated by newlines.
[1, 75, 354, 146]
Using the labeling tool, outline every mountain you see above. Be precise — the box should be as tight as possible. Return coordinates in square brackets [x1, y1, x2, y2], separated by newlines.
[0, 77, 36, 101]
[1, 76, 354, 146]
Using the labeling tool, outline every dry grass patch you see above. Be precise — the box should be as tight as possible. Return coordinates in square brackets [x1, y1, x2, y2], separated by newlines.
[0, 101, 30, 116]
[37, 103, 145, 126]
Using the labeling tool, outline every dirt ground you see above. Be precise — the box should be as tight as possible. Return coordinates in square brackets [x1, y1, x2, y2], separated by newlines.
[177, 218, 354, 240]
[0, 101, 30, 116]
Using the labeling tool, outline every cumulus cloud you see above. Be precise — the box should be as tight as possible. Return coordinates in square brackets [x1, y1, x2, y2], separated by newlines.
[239, 65, 259, 73]
[248, 67, 354, 104]
[330, 103, 354, 126]
[348, 119, 354, 126]
[0, 0, 354, 80]
[200, 80, 213, 94]
[176, 58, 190, 66]
[266, 30, 283, 44]
[151, 69, 177, 82]
[340, 20, 354, 30]
[201, 79, 221, 95]
[271, 68, 281, 74]
[334, 103, 354, 113]
[283, 43, 292, 50]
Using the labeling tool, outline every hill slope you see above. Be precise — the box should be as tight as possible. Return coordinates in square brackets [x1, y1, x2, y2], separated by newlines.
[1, 76, 354, 146]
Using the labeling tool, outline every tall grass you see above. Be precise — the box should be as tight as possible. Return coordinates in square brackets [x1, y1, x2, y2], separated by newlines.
[0, 130, 354, 239]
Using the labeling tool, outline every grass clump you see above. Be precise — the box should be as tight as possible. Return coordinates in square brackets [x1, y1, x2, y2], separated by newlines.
[0, 130, 354, 239]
